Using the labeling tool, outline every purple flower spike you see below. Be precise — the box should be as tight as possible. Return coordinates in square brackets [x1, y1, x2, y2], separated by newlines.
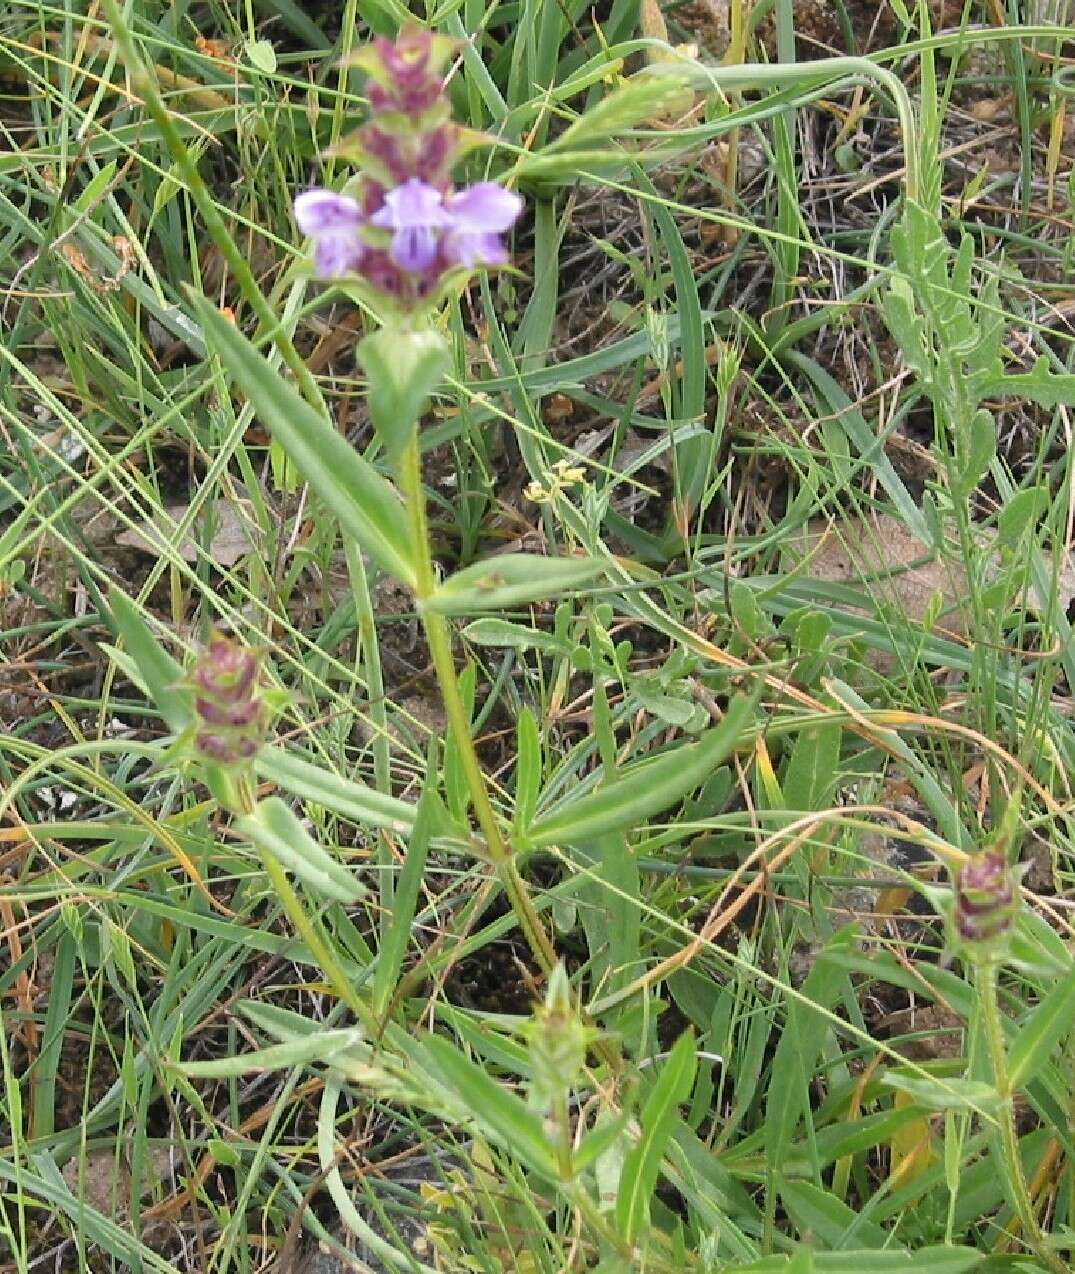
[443, 182, 523, 268]
[294, 189, 365, 278]
[370, 178, 452, 272]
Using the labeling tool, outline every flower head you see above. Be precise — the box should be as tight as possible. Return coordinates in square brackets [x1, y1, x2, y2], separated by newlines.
[294, 28, 524, 307]
[294, 190, 365, 279]
[954, 849, 1019, 957]
[190, 632, 266, 767]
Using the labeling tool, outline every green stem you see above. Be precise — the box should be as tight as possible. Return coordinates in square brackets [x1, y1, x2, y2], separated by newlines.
[397, 433, 557, 974]
[976, 962, 1064, 1274]
[260, 850, 377, 1032]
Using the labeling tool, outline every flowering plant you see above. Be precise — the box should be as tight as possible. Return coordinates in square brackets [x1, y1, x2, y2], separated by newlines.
[293, 27, 522, 314]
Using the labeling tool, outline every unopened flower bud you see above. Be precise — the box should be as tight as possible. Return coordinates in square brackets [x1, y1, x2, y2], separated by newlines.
[525, 963, 596, 1114]
[190, 633, 265, 768]
[955, 850, 1019, 956]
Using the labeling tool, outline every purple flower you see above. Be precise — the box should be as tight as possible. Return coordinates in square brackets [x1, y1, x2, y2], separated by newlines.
[294, 189, 365, 278]
[442, 182, 523, 268]
[369, 178, 452, 272]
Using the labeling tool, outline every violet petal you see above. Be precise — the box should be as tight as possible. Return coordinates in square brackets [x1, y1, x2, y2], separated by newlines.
[369, 178, 452, 230]
[294, 189, 363, 234]
[391, 224, 439, 272]
[445, 182, 523, 234]
[442, 229, 508, 269]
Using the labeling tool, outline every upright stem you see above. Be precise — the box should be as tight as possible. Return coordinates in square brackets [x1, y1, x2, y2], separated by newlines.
[397, 433, 557, 973]
[976, 962, 1064, 1274]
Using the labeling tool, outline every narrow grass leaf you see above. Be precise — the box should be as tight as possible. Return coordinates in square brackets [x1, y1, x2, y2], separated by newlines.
[371, 744, 438, 1018]
[195, 297, 415, 587]
[1007, 976, 1075, 1091]
[615, 1030, 697, 1243]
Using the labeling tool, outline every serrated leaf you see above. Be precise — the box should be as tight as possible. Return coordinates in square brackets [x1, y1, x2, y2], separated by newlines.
[238, 796, 365, 904]
[195, 298, 416, 587]
[981, 356, 1075, 409]
[428, 553, 605, 614]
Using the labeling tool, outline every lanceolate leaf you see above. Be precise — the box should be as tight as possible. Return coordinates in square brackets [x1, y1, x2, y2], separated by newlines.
[195, 298, 416, 587]
[427, 553, 605, 614]
[522, 691, 755, 848]
[239, 796, 366, 904]
[1007, 975, 1075, 1091]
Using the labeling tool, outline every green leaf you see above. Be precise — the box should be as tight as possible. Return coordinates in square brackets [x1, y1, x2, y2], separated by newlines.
[419, 1034, 560, 1180]
[462, 617, 569, 654]
[238, 796, 366, 904]
[880, 1073, 1001, 1114]
[256, 745, 422, 836]
[982, 356, 1075, 409]
[179, 1028, 365, 1077]
[958, 408, 996, 495]
[428, 553, 605, 614]
[371, 745, 438, 1018]
[512, 709, 541, 835]
[195, 297, 415, 587]
[615, 1030, 697, 1243]
[245, 38, 277, 73]
[996, 487, 1048, 550]
[778, 1179, 888, 1250]
[524, 691, 755, 848]
[104, 590, 190, 732]
[1007, 976, 1075, 1090]
[357, 328, 451, 465]
[782, 721, 843, 812]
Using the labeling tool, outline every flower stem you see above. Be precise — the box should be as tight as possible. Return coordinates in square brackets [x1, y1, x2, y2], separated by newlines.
[397, 432, 557, 974]
[976, 961, 1064, 1274]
